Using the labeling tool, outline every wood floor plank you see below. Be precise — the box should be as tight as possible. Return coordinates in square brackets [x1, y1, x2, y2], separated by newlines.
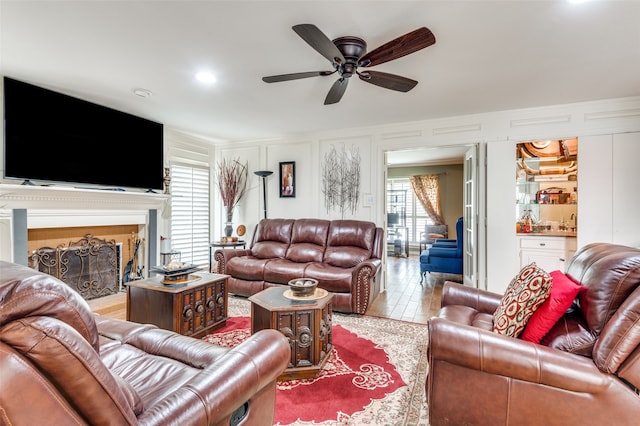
[91, 256, 463, 324]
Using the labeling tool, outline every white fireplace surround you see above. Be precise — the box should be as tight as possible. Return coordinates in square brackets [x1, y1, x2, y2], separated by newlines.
[0, 184, 169, 264]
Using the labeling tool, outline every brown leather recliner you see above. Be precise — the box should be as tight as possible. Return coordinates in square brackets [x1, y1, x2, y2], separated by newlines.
[427, 242, 640, 426]
[0, 261, 290, 425]
[215, 218, 383, 314]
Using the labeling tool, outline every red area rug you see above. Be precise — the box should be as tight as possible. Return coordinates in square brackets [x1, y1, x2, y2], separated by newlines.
[202, 297, 430, 425]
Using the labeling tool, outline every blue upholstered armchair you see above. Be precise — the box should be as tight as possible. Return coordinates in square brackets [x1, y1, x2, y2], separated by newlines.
[419, 217, 463, 282]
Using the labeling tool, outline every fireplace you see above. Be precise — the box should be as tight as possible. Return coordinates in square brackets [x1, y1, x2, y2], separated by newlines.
[0, 184, 167, 292]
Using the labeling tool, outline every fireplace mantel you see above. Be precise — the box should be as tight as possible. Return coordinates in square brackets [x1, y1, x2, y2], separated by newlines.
[0, 183, 168, 211]
[0, 184, 169, 263]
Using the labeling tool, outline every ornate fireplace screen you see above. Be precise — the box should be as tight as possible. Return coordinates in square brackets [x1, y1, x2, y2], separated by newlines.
[30, 234, 121, 300]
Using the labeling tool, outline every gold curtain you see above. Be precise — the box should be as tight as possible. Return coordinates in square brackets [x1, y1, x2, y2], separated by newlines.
[410, 174, 445, 225]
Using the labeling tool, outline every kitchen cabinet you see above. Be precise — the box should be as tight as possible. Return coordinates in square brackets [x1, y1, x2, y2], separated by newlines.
[518, 235, 577, 272]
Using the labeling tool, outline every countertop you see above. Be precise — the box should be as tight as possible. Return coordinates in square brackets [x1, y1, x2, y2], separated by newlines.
[517, 231, 577, 238]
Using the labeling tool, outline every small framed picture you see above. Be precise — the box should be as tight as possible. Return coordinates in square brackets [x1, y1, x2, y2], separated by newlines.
[279, 161, 295, 198]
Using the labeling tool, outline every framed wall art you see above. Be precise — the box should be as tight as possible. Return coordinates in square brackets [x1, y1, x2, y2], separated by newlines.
[279, 161, 295, 198]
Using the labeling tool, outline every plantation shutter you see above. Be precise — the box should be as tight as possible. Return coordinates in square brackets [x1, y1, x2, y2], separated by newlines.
[387, 178, 432, 244]
[170, 164, 210, 267]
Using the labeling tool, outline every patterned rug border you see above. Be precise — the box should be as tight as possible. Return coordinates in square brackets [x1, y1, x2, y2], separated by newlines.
[226, 296, 430, 425]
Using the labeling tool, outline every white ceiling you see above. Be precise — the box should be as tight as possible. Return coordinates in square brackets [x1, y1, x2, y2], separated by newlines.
[2, 0, 639, 157]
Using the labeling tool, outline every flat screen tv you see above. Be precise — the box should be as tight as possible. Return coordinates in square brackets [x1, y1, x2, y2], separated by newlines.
[3, 76, 164, 191]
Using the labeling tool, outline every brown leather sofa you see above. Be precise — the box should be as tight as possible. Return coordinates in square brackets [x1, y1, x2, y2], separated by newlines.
[426, 242, 640, 425]
[0, 260, 290, 425]
[214, 218, 383, 314]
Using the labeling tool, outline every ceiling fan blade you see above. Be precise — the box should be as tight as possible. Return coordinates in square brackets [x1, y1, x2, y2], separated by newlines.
[292, 24, 346, 64]
[262, 71, 334, 83]
[359, 27, 435, 67]
[324, 78, 349, 105]
[359, 70, 418, 92]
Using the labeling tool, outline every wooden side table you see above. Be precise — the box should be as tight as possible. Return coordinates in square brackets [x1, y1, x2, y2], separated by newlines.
[249, 286, 333, 381]
[127, 272, 228, 338]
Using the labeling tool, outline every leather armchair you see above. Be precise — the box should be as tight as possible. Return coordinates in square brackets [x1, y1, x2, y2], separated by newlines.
[0, 261, 291, 426]
[426, 242, 640, 425]
[419, 217, 463, 281]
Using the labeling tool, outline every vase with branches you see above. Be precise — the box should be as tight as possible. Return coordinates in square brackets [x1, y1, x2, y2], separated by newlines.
[216, 158, 248, 236]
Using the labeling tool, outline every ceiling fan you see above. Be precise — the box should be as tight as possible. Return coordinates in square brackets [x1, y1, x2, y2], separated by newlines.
[262, 24, 436, 105]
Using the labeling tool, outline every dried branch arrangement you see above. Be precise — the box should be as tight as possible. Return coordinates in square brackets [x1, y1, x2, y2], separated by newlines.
[322, 144, 361, 218]
[216, 158, 248, 221]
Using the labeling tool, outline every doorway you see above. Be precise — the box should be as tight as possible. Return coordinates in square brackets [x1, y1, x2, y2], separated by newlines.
[383, 144, 484, 289]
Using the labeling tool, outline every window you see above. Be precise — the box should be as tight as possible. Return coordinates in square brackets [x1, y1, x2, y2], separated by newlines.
[387, 178, 433, 244]
[170, 164, 210, 267]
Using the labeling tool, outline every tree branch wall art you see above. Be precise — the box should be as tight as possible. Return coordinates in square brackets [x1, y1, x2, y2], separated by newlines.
[321, 144, 361, 218]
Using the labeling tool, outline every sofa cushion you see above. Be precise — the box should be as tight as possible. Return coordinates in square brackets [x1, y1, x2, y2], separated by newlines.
[323, 220, 375, 267]
[492, 262, 552, 337]
[287, 243, 325, 263]
[521, 270, 583, 343]
[303, 262, 354, 293]
[540, 309, 596, 357]
[324, 246, 372, 268]
[264, 259, 309, 284]
[226, 256, 272, 281]
[252, 218, 295, 259]
[286, 218, 329, 262]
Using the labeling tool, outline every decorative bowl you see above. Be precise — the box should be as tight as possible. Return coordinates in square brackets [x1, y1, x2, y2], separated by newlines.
[288, 278, 319, 297]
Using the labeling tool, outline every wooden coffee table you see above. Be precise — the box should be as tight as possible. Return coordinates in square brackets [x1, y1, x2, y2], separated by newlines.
[127, 272, 228, 338]
[249, 286, 333, 381]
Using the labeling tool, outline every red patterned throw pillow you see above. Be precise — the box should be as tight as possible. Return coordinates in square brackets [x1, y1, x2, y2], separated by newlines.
[520, 270, 583, 343]
[492, 263, 552, 337]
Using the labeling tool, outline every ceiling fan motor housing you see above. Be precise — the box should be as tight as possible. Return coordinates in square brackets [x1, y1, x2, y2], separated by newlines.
[332, 36, 367, 78]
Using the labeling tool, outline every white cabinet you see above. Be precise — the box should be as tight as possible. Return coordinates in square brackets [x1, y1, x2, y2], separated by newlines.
[518, 235, 577, 272]
[579, 132, 640, 248]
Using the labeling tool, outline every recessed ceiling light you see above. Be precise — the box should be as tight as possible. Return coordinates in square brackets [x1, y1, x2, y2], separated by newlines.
[133, 88, 153, 98]
[196, 71, 216, 84]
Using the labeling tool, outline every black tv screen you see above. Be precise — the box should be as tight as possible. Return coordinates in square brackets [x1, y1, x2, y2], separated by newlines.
[3, 76, 164, 191]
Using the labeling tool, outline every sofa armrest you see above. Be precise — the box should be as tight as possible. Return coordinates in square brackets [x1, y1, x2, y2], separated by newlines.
[351, 258, 382, 280]
[432, 239, 456, 246]
[347, 258, 382, 314]
[441, 281, 502, 314]
[428, 317, 608, 393]
[427, 246, 460, 257]
[97, 315, 290, 426]
[137, 328, 290, 426]
[213, 248, 251, 274]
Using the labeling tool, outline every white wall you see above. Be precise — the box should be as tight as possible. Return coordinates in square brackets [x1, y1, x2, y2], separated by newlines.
[3, 90, 639, 292]
[206, 96, 640, 293]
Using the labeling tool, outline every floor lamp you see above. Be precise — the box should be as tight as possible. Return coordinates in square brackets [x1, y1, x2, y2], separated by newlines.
[254, 170, 273, 219]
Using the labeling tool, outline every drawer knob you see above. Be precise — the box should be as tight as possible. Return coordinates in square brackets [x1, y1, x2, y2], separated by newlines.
[539, 243, 546, 246]
[183, 307, 193, 319]
[196, 303, 204, 313]
[207, 298, 215, 309]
